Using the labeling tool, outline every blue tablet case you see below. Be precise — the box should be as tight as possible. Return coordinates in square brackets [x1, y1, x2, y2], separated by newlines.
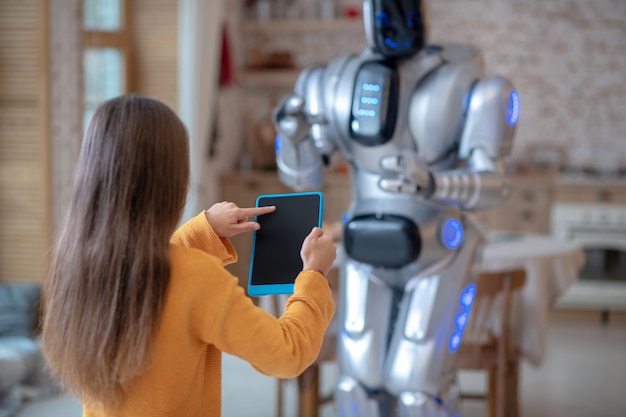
[247, 192, 324, 296]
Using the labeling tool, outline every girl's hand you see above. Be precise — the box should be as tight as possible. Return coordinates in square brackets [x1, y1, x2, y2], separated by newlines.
[300, 227, 337, 276]
[204, 202, 276, 238]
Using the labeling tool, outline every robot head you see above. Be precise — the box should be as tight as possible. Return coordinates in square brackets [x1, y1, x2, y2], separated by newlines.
[363, 0, 427, 59]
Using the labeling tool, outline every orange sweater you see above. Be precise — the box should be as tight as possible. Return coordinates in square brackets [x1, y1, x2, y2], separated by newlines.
[83, 212, 335, 417]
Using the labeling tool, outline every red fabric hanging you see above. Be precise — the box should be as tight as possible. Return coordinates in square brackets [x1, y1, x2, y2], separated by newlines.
[219, 23, 235, 87]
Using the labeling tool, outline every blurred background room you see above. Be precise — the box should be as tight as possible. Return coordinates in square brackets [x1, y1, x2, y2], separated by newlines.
[0, 0, 624, 416]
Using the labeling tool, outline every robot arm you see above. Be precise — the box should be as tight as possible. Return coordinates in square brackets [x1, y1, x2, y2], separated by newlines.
[430, 149, 511, 211]
[273, 67, 334, 191]
[379, 75, 519, 211]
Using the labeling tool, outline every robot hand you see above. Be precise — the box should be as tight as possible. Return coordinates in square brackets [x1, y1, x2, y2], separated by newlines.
[379, 151, 435, 197]
[272, 94, 326, 144]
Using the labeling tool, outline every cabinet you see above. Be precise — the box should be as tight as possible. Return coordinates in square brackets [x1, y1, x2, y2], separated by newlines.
[471, 173, 555, 234]
[220, 170, 352, 285]
[553, 177, 626, 205]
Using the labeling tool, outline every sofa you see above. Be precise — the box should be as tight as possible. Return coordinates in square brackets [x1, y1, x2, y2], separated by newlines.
[0, 283, 60, 417]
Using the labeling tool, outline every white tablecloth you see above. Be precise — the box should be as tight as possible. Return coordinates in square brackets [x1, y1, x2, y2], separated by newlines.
[479, 233, 586, 366]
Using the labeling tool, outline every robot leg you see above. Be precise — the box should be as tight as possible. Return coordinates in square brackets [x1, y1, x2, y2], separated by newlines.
[336, 260, 395, 417]
[384, 226, 482, 417]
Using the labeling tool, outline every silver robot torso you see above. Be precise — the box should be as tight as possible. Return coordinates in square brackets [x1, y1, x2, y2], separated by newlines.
[276, 43, 517, 289]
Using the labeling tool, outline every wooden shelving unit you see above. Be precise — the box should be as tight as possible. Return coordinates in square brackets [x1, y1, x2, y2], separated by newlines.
[233, 11, 366, 171]
[241, 17, 363, 34]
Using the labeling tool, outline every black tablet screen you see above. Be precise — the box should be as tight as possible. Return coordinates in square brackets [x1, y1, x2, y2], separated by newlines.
[250, 193, 322, 287]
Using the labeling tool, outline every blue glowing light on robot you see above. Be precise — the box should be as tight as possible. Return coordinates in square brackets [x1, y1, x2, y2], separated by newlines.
[362, 83, 380, 92]
[441, 218, 464, 250]
[455, 312, 468, 328]
[505, 90, 520, 126]
[274, 134, 282, 154]
[361, 97, 379, 105]
[449, 334, 461, 352]
[461, 288, 475, 307]
[449, 283, 476, 352]
[358, 109, 377, 117]
[384, 38, 414, 49]
[375, 12, 415, 49]
[376, 12, 390, 27]
[407, 11, 420, 28]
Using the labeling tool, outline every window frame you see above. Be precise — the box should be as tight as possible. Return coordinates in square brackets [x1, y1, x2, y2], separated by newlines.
[81, 0, 134, 121]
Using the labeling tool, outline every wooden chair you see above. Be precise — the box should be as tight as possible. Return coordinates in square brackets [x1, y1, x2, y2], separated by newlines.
[455, 268, 526, 417]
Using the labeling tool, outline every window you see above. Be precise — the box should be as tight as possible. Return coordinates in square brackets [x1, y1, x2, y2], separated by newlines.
[82, 0, 132, 130]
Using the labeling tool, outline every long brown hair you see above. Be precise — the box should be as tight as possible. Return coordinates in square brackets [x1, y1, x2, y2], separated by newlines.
[42, 94, 190, 407]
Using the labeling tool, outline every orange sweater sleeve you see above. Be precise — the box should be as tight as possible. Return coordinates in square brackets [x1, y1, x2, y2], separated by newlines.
[194, 265, 335, 379]
[170, 212, 237, 266]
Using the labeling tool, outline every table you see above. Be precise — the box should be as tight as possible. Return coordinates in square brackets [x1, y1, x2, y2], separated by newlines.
[479, 232, 586, 366]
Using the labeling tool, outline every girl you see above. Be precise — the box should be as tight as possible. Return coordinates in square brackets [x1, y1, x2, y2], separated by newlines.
[42, 94, 336, 417]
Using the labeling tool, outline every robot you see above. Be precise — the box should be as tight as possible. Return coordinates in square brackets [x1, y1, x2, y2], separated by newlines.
[272, 1, 519, 416]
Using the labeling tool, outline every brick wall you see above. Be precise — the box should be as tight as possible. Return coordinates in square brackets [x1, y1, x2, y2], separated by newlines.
[428, 0, 626, 171]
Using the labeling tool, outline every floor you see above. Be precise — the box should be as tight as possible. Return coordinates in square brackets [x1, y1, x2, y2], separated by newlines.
[15, 310, 626, 417]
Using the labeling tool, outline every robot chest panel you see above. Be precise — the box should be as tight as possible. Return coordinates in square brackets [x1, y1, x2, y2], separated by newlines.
[348, 61, 399, 147]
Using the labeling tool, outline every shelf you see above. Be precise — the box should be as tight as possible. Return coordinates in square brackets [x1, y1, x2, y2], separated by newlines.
[241, 18, 363, 34]
[239, 69, 301, 88]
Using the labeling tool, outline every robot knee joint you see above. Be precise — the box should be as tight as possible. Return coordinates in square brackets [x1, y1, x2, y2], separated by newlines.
[398, 391, 447, 417]
[336, 376, 381, 417]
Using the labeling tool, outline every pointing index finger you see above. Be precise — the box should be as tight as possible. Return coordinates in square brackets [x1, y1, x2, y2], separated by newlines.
[241, 206, 276, 218]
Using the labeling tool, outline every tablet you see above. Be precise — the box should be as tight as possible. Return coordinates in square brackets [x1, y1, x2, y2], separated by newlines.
[247, 192, 324, 296]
